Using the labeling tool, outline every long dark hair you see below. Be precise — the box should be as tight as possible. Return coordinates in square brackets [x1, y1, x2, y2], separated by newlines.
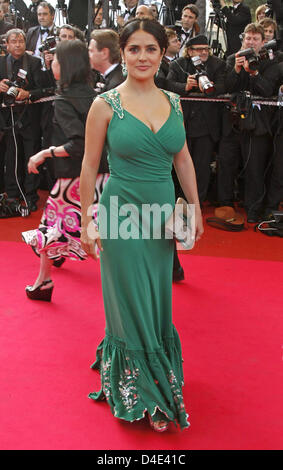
[119, 18, 168, 53]
[55, 40, 91, 91]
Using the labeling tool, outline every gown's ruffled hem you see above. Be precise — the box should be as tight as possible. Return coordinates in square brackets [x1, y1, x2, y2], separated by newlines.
[88, 333, 190, 430]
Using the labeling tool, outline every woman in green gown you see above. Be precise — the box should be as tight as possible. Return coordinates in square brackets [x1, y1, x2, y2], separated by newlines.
[80, 19, 203, 432]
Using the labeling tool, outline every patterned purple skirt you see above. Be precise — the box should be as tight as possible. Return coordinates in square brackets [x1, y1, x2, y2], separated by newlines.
[22, 175, 109, 261]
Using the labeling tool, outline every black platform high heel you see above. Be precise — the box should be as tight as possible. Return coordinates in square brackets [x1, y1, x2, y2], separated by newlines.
[25, 280, 54, 301]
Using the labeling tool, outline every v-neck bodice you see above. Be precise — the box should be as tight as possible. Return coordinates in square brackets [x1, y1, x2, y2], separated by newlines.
[123, 106, 173, 136]
[99, 88, 186, 183]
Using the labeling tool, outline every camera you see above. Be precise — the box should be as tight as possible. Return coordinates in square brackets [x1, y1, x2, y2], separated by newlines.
[258, 39, 277, 60]
[57, 0, 67, 8]
[264, 7, 273, 18]
[229, 91, 253, 125]
[237, 48, 259, 71]
[4, 69, 27, 106]
[38, 35, 57, 54]
[211, 0, 222, 12]
[191, 56, 215, 95]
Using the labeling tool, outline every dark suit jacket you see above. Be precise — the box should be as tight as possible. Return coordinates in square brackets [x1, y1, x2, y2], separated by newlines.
[0, 52, 42, 95]
[26, 25, 56, 88]
[122, 7, 137, 21]
[221, 3, 251, 56]
[167, 55, 226, 140]
[157, 56, 171, 79]
[155, 56, 174, 89]
[173, 23, 199, 50]
[26, 24, 56, 53]
[223, 53, 280, 135]
[103, 64, 124, 92]
[167, 54, 226, 96]
[52, 83, 96, 178]
[96, 64, 124, 173]
[0, 52, 42, 126]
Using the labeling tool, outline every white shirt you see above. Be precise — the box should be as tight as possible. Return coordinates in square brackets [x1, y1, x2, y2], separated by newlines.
[165, 55, 175, 62]
[34, 28, 50, 58]
[179, 28, 192, 57]
[124, 7, 136, 22]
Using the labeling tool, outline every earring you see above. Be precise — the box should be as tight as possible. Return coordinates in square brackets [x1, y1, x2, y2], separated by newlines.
[122, 61, 127, 77]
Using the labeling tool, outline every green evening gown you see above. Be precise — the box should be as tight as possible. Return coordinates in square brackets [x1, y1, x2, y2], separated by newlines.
[89, 88, 190, 430]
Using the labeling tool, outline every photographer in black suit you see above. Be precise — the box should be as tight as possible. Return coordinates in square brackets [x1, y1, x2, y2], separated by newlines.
[26, 2, 55, 65]
[173, 4, 200, 57]
[167, 34, 226, 205]
[217, 23, 279, 223]
[26, 2, 57, 190]
[219, 0, 251, 56]
[0, 28, 42, 212]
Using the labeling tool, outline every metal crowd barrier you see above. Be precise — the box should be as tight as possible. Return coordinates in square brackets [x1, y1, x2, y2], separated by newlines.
[1, 93, 282, 107]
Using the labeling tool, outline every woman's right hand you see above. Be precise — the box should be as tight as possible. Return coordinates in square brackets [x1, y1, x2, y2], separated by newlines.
[80, 226, 102, 260]
[28, 150, 48, 174]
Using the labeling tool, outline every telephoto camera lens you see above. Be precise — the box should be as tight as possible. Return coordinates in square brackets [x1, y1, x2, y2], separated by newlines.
[198, 75, 215, 94]
[191, 56, 215, 95]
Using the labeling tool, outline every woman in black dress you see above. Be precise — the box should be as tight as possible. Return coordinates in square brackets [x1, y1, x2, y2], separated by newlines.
[22, 39, 96, 301]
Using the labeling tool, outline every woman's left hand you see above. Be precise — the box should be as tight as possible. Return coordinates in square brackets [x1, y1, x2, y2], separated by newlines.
[28, 150, 47, 174]
[195, 210, 204, 242]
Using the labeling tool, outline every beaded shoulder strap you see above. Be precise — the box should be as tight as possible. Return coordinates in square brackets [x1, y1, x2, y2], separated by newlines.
[161, 89, 183, 117]
[99, 89, 124, 119]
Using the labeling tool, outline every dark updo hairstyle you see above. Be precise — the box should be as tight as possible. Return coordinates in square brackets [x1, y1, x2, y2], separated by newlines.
[119, 18, 168, 53]
[55, 39, 91, 91]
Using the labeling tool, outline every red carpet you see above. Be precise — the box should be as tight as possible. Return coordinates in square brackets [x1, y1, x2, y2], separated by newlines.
[0, 240, 282, 450]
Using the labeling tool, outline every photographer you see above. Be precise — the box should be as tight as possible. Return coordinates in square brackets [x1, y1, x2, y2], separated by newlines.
[173, 4, 200, 57]
[0, 28, 42, 214]
[26, 2, 57, 189]
[26, 2, 56, 69]
[167, 34, 226, 204]
[164, 0, 195, 24]
[219, 0, 251, 56]
[217, 23, 280, 223]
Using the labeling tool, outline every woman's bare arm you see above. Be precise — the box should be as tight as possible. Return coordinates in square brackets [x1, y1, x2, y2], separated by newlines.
[173, 141, 204, 241]
[80, 97, 112, 258]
